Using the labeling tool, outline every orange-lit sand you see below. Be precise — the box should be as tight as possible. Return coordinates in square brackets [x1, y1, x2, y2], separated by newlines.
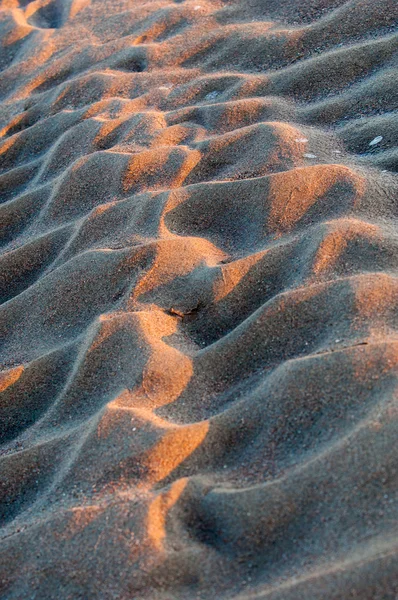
[0, 0, 397, 598]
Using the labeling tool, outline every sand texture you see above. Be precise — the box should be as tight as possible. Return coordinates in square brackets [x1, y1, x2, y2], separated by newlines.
[0, 0, 398, 598]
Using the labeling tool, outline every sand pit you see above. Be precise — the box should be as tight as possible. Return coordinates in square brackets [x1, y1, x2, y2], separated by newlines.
[0, 0, 397, 598]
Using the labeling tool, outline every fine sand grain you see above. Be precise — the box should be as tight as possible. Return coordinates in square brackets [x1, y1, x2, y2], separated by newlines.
[0, 0, 397, 598]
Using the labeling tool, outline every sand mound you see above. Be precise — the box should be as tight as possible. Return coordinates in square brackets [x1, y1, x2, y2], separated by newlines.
[0, 0, 397, 598]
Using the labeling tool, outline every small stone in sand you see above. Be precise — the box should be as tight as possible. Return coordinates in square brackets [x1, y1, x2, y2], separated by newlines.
[303, 153, 317, 159]
[295, 138, 308, 143]
[205, 91, 219, 100]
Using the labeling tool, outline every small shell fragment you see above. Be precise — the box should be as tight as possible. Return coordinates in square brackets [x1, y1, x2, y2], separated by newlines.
[295, 138, 309, 143]
[369, 136, 383, 146]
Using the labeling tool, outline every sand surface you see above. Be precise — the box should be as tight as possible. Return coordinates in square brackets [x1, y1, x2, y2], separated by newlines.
[0, 0, 398, 598]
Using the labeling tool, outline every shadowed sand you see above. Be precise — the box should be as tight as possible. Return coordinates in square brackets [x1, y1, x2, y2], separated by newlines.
[0, 0, 397, 598]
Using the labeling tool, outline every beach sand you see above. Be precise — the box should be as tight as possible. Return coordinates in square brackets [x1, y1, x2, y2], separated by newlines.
[0, 0, 397, 598]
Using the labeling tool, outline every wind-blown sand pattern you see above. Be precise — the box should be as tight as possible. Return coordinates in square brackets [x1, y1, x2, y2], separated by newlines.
[0, 0, 398, 598]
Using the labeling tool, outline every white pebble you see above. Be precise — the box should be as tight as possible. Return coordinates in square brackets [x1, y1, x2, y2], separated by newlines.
[369, 136, 383, 146]
[205, 91, 219, 100]
[303, 153, 317, 159]
[295, 138, 308, 143]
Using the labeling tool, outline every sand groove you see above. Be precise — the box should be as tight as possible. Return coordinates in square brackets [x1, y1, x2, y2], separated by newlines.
[0, 0, 397, 598]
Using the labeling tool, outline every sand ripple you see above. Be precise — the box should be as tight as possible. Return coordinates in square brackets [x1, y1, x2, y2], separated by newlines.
[0, 0, 397, 598]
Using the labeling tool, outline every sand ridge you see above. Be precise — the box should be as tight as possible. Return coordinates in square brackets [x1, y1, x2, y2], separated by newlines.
[0, 0, 397, 598]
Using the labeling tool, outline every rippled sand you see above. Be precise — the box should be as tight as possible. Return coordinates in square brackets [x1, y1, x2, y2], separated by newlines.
[0, 0, 397, 598]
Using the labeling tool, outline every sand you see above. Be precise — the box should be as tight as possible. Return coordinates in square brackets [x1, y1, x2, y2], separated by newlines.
[0, 0, 397, 598]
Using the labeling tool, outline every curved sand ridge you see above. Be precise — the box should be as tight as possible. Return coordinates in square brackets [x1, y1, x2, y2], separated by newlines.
[0, 0, 397, 598]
